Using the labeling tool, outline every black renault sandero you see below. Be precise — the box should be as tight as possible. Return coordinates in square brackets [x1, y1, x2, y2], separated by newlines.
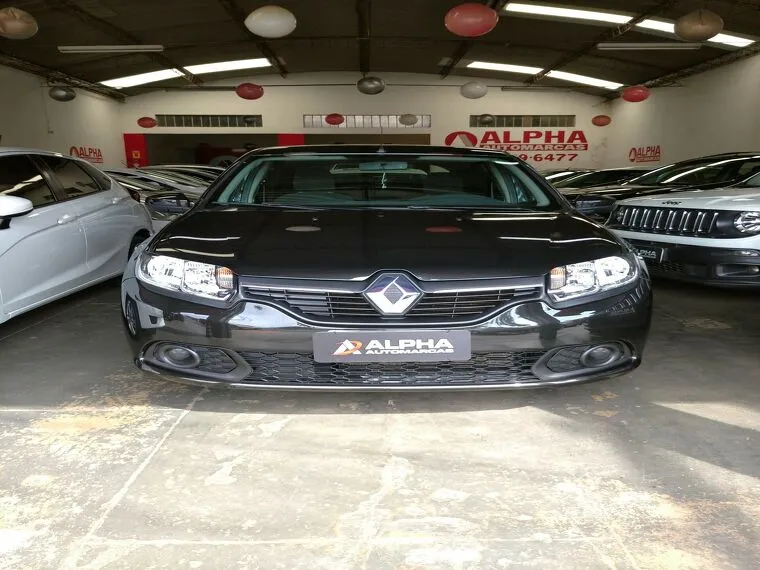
[121, 145, 652, 390]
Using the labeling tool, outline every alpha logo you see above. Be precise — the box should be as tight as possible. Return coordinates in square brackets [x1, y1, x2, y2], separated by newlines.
[629, 145, 662, 163]
[333, 338, 456, 356]
[333, 340, 363, 356]
[444, 130, 588, 151]
[363, 274, 422, 315]
[69, 145, 104, 164]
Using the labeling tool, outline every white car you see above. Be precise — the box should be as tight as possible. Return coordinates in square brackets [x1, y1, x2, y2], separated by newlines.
[607, 187, 760, 287]
[0, 148, 154, 324]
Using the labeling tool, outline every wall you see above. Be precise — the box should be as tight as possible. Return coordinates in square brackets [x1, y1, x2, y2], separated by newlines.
[604, 53, 760, 168]
[121, 72, 612, 170]
[0, 66, 124, 167]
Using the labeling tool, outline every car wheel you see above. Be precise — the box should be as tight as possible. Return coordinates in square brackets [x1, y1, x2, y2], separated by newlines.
[124, 297, 140, 338]
[128, 233, 148, 260]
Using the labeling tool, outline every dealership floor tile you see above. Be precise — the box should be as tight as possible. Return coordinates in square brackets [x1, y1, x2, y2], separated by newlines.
[1, 279, 759, 569]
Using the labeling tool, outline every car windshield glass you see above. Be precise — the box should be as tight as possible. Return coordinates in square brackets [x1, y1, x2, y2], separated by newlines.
[629, 157, 760, 186]
[208, 154, 560, 210]
[554, 170, 642, 188]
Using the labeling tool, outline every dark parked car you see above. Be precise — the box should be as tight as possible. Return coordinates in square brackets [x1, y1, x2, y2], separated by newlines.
[541, 168, 593, 184]
[554, 167, 652, 191]
[563, 153, 760, 219]
[121, 145, 652, 390]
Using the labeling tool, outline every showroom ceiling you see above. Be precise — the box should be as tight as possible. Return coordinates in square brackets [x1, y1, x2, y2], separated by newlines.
[1, 0, 759, 98]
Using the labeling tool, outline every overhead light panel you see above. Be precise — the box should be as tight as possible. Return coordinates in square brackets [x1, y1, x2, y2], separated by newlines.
[58, 45, 165, 53]
[467, 61, 543, 75]
[504, 3, 755, 49]
[183, 58, 271, 74]
[504, 3, 630, 25]
[597, 42, 702, 51]
[545, 70, 623, 90]
[101, 68, 184, 88]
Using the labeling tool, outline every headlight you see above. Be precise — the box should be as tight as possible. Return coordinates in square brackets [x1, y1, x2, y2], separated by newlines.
[733, 211, 760, 234]
[136, 254, 235, 300]
[548, 255, 637, 302]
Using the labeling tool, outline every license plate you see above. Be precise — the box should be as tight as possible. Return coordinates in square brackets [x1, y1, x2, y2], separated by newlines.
[633, 245, 664, 263]
[313, 330, 472, 363]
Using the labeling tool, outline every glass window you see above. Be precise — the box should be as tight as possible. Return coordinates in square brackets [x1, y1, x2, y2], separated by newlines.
[0, 155, 57, 207]
[78, 162, 112, 190]
[37, 156, 101, 199]
[632, 157, 760, 186]
[209, 154, 560, 211]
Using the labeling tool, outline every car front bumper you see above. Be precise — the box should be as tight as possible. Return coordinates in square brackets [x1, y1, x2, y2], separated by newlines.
[622, 238, 760, 288]
[121, 277, 652, 391]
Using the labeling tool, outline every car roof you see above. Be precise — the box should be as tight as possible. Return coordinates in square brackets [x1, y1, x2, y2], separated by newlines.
[0, 147, 70, 158]
[244, 144, 517, 158]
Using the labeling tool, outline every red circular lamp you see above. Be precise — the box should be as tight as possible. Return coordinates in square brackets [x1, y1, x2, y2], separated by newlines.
[235, 83, 264, 100]
[137, 116, 157, 128]
[591, 115, 612, 127]
[325, 113, 345, 126]
[622, 85, 650, 103]
[444, 3, 499, 37]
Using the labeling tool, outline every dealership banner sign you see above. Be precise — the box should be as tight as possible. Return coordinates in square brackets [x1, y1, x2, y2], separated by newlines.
[444, 130, 588, 163]
[629, 145, 662, 163]
[69, 145, 104, 164]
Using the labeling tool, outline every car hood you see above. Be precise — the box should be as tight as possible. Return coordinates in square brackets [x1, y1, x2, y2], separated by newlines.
[150, 208, 624, 280]
[619, 187, 760, 210]
[562, 183, 705, 200]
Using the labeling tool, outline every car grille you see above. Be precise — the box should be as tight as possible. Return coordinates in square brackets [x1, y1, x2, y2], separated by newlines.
[646, 260, 708, 278]
[611, 206, 720, 237]
[240, 286, 541, 323]
[237, 351, 546, 387]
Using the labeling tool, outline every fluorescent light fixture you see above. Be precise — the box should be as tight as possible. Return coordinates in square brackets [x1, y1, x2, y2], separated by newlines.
[183, 58, 271, 74]
[597, 42, 702, 51]
[504, 3, 630, 25]
[58, 45, 164, 53]
[635, 19, 675, 33]
[546, 70, 623, 90]
[708, 34, 754, 48]
[504, 3, 756, 49]
[467, 61, 543, 75]
[101, 68, 183, 88]
[467, 60, 622, 90]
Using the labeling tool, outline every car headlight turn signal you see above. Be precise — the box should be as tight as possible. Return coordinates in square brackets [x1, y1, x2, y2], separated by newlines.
[548, 255, 638, 302]
[136, 254, 235, 300]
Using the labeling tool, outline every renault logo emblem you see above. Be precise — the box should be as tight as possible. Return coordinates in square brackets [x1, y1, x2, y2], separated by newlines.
[364, 274, 422, 315]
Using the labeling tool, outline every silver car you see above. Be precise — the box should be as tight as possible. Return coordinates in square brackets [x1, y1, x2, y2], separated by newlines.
[0, 148, 153, 324]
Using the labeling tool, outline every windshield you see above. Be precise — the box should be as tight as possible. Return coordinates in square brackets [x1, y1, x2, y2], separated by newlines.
[208, 154, 561, 210]
[629, 156, 760, 186]
[554, 169, 645, 188]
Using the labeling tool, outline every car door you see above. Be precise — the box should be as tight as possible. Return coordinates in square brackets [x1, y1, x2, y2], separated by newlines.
[0, 154, 88, 318]
[34, 155, 137, 279]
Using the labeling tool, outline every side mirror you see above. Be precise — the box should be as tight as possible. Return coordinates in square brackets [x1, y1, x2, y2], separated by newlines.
[573, 195, 616, 221]
[0, 196, 34, 230]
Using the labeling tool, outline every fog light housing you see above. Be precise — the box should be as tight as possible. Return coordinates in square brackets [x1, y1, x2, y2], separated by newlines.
[580, 344, 622, 368]
[155, 344, 201, 369]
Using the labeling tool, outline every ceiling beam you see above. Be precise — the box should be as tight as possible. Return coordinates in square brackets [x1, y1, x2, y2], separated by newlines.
[525, 0, 679, 85]
[644, 42, 760, 88]
[216, 0, 289, 77]
[45, 0, 202, 85]
[0, 51, 125, 99]
[356, 0, 372, 74]
[439, 0, 509, 78]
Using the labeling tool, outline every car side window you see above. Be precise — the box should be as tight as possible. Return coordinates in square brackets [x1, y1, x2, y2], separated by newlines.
[0, 155, 58, 207]
[37, 156, 102, 200]
[78, 162, 113, 190]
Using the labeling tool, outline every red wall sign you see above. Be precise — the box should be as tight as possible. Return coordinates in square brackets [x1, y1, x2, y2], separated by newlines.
[123, 134, 149, 167]
[629, 145, 662, 163]
[445, 129, 589, 163]
[69, 145, 104, 164]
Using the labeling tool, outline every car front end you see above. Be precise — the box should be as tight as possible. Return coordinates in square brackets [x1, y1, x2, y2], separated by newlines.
[607, 189, 760, 287]
[121, 146, 652, 390]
